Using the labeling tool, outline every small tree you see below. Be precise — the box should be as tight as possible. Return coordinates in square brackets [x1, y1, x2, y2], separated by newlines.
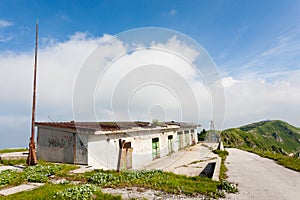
[198, 129, 207, 141]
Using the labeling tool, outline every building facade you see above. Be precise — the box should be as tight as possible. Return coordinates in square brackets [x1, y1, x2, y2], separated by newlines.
[36, 121, 199, 170]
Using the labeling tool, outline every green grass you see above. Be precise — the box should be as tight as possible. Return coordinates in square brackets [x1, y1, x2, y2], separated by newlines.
[0, 168, 236, 199]
[0, 151, 240, 198]
[0, 159, 237, 199]
[0, 170, 23, 187]
[86, 169, 222, 197]
[53, 184, 121, 200]
[213, 150, 229, 181]
[0, 159, 26, 166]
[0, 148, 27, 154]
[0, 161, 79, 189]
[0, 184, 121, 200]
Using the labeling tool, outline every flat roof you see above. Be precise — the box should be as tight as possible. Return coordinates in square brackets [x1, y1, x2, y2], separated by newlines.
[35, 121, 152, 132]
[35, 121, 199, 133]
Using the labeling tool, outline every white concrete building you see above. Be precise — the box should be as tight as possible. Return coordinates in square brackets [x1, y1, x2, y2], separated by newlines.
[36, 121, 199, 170]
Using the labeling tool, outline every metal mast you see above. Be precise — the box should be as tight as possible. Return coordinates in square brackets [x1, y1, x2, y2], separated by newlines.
[27, 22, 38, 165]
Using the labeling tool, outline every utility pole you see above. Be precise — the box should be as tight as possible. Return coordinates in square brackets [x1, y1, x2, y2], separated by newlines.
[27, 22, 38, 165]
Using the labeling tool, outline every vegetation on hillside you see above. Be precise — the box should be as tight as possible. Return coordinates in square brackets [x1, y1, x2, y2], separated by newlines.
[221, 120, 300, 171]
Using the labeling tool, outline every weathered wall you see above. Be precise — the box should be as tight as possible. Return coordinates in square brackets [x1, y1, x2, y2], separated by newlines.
[75, 134, 88, 164]
[37, 126, 197, 168]
[37, 127, 88, 164]
[87, 134, 119, 169]
[37, 127, 75, 163]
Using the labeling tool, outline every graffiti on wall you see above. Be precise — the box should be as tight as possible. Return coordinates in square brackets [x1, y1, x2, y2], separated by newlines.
[77, 138, 87, 155]
[47, 135, 73, 148]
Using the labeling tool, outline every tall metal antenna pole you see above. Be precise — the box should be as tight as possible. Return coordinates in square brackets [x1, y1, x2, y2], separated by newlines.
[27, 22, 38, 165]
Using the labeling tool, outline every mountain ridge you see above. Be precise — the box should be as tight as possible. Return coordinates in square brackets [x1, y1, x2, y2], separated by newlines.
[221, 120, 300, 156]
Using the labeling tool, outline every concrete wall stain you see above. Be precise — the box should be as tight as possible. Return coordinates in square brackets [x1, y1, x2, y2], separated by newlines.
[47, 135, 73, 148]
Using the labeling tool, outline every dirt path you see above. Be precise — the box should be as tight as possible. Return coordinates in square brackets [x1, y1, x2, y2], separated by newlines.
[225, 148, 300, 200]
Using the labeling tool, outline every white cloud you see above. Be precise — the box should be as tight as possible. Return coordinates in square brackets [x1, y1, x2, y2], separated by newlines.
[223, 71, 300, 128]
[0, 19, 13, 28]
[0, 33, 104, 121]
[151, 36, 200, 63]
[1, 30, 300, 148]
[222, 77, 238, 88]
[93, 47, 211, 124]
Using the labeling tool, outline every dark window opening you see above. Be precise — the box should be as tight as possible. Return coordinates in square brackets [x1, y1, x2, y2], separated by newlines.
[123, 142, 131, 149]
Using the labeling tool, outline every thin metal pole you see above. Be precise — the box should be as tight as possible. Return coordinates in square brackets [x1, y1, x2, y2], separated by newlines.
[27, 22, 38, 165]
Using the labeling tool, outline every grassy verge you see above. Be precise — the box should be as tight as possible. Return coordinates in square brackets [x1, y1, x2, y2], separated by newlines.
[240, 147, 300, 172]
[213, 149, 238, 194]
[0, 148, 27, 154]
[213, 150, 229, 181]
[86, 169, 221, 197]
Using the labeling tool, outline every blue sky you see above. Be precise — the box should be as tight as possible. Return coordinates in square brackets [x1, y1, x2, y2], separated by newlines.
[0, 0, 300, 148]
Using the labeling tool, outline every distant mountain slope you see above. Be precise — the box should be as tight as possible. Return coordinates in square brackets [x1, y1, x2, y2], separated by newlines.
[222, 120, 300, 155]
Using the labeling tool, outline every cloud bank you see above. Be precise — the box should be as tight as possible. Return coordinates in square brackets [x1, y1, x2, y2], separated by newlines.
[0, 32, 299, 148]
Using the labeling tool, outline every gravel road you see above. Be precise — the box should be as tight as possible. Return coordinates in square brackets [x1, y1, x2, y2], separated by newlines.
[225, 148, 300, 200]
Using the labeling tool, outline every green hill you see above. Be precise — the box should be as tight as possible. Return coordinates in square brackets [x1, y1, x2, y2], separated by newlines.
[222, 120, 300, 156]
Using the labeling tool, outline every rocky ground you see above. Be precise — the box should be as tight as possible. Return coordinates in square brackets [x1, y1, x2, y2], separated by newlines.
[102, 187, 207, 200]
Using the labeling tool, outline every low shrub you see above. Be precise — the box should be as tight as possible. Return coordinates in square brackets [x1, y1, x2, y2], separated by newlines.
[218, 180, 238, 193]
[23, 164, 62, 183]
[53, 184, 121, 200]
[0, 170, 20, 186]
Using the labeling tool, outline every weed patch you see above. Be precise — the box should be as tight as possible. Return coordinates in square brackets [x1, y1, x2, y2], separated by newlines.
[53, 184, 121, 200]
[88, 169, 223, 197]
[23, 164, 62, 183]
[218, 180, 238, 193]
[0, 170, 20, 186]
[213, 150, 229, 180]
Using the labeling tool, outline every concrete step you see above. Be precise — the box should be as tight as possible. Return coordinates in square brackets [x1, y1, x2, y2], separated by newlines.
[0, 183, 44, 196]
